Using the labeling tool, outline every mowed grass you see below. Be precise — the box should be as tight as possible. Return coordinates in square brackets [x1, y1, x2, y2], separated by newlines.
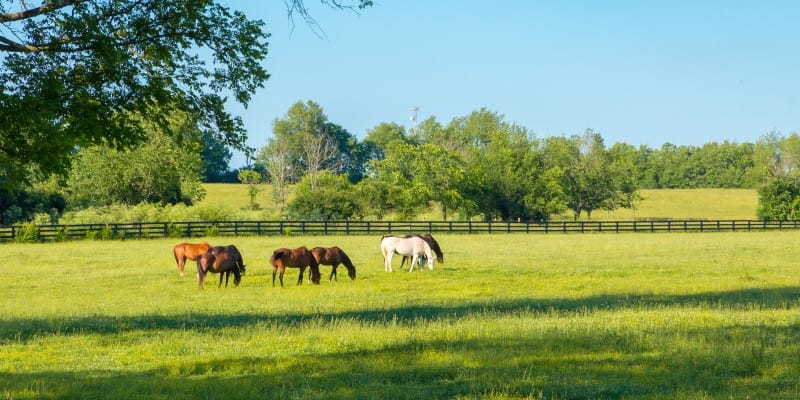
[2, 232, 800, 399]
[200, 184, 759, 221]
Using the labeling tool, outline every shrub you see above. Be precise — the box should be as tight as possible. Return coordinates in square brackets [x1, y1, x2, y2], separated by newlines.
[14, 222, 39, 243]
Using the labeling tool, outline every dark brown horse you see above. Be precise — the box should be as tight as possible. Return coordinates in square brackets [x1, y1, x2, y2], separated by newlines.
[310, 246, 356, 281]
[196, 245, 246, 289]
[399, 234, 444, 269]
[173, 241, 211, 277]
[270, 246, 321, 287]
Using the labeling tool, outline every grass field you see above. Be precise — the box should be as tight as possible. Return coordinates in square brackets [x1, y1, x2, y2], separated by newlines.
[200, 184, 759, 221]
[2, 231, 799, 399]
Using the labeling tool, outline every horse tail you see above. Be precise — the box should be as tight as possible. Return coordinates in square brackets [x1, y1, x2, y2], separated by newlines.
[270, 249, 287, 266]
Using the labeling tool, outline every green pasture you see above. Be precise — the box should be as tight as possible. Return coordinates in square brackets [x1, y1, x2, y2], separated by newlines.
[199, 184, 759, 221]
[2, 231, 799, 399]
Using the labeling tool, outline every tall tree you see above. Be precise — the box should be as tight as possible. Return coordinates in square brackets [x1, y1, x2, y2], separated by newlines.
[0, 0, 270, 190]
[201, 131, 235, 183]
[258, 136, 296, 210]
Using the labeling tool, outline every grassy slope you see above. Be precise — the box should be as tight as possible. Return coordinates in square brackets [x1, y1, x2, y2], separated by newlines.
[201, 184, 760, 220]
[1, 232, 799, 399]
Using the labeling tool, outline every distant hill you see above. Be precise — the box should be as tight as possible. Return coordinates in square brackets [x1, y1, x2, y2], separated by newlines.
[200, 184, 758, 221]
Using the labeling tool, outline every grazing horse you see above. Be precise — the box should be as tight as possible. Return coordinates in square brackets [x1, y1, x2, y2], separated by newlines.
[380, 235, 434, 272]
[173, 241, 211, 277]
[311, 246, 357, 281]
[270, 246, 321, 287]
[399, 234, 444, 269]
[196, 245, 246, 289]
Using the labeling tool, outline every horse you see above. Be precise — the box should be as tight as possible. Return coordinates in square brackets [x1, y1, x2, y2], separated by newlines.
[380, 235, 434, 272]
[270, 246, 321, 287]
[173, 241, 211, 277]
[399, 234, 444, 269]
[310, 246, 356, 281]
[195, 245, 246, 289]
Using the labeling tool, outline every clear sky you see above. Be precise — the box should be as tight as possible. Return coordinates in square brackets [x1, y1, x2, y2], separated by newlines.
[220, 1, 800, 167]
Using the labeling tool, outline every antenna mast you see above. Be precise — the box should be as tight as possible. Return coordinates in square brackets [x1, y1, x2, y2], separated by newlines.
[410, 106, 419, 134]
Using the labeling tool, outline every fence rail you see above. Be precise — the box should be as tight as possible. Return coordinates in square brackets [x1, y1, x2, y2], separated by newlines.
[2, 219, 800, 243]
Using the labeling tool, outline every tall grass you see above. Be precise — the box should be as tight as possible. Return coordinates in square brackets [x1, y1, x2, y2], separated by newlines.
[2, 232, 799, 399]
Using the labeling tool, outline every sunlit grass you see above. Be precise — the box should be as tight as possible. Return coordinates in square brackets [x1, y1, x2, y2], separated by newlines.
[2, 232, 799, 398]
[202, 184, 759, 221]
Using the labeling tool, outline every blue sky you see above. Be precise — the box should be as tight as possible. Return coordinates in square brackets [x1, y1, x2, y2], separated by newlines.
[221, 1, 800, 167]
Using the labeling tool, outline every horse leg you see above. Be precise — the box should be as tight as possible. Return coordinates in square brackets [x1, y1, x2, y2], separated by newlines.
[178, 257, 185, 277]
[409, 254, 419, 272]
[330, 264, 338, 281]
[197, 265, 205, 289]
[385, 252, 394, 272]
[297, 267, 305, 285]
[279, 267, 285, 287]
[219, 271, 227, 288]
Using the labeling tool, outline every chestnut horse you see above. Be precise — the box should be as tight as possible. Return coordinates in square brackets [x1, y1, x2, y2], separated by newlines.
[270, 246, 321, 287]
[196, 245, 246, 289]
[399, 234, 444, 269]
[173, 241, 210, 277]
[310, 246, 356, 281]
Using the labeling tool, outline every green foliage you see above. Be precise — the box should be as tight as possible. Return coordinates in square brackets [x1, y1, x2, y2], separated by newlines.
[0, 0, 269, 190]
[756, 176, 800, 220]
[13, 222, 39, 243]
[237, 169, 263, 210]
[68, 127, 206, 207]
[0, 187, 66, 226]
[286, 171, 358, 220]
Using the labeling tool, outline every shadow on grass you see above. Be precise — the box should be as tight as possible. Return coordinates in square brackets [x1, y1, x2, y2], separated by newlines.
[2, 323, 799, 399]
[2, 287, 800, 398]
[2, 286, 799, 343]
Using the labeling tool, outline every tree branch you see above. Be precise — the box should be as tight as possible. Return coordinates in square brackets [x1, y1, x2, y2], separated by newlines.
[0, 0, 87, 23]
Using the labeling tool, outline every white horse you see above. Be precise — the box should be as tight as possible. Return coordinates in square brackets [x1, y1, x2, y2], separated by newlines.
[380, 235, 434, 272]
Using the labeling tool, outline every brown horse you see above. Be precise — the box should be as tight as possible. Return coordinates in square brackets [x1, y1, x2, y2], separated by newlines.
[310, 246, 356, 281]
[399, 234, 444, 270]
[173, 241, 211, 277]
[270, 246, 321, 287]
[196, 245, 246, 289]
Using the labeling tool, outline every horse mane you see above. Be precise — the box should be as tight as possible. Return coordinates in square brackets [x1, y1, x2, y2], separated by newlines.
[338, 247, 355, 269]
[421, 235, 444, 263]
[401, 233, 444, 263]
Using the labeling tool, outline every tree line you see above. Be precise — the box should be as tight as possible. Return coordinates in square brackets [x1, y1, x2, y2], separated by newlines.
[251, 101, 800, 222]
[5, 98, 800, 225]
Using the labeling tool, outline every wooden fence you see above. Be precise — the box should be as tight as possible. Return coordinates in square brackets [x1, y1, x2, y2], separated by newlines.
[2, 219, 800, 243]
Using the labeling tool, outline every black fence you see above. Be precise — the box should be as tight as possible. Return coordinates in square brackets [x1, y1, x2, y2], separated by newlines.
[2, 219, 800, 243]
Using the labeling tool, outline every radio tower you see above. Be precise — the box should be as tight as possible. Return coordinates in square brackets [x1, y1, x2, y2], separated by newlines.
[410, 106, 419, 134]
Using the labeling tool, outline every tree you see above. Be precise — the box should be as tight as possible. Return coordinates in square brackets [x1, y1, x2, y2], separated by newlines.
[757, 175, 800, 220]
[67, 130, 205, 206]
[258, 136, 297, 210]
[1, 0, 271, 190]
[286, 171, 358, 220]
[202, 131, 235, 183]
[362, 122, 409, 162]
[237, 169, 263, 210]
